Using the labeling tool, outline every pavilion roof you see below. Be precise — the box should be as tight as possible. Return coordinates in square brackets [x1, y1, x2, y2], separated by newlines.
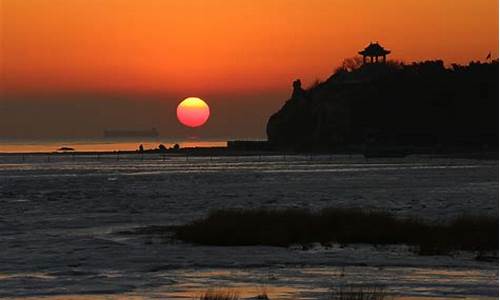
[359, 42, 391, 56]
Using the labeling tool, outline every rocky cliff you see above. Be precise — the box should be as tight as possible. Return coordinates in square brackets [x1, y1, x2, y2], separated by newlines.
[266, 60, 499, 152]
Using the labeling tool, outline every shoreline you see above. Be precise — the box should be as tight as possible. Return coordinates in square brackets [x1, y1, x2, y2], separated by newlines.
[0, 147, 497, 160]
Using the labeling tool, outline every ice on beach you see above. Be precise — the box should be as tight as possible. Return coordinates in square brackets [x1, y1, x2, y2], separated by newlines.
[0, 155, 497, 299]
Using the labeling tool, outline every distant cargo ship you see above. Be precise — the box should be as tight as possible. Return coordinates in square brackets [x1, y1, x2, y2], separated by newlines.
[103, 128, 159, 138]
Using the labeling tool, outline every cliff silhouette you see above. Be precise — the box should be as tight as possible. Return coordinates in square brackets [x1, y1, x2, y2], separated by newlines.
[267, 58, 499, 153]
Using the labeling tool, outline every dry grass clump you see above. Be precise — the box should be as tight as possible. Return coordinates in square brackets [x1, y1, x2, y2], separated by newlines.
[330, 285, 389, 300]
[197, 289, 240, 300]
[196, 287, 270, 300]
[194, 285, 391, 300]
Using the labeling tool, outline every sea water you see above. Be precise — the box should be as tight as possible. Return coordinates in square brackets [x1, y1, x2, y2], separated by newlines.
[0, 154, 497, 299]
[0, 138, 228, 153]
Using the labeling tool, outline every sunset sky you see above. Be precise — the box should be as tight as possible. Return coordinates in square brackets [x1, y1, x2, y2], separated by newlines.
[1, 0, 498, 139]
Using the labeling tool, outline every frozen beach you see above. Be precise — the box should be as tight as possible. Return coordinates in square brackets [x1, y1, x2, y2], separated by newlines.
[0, 154, 497, 299]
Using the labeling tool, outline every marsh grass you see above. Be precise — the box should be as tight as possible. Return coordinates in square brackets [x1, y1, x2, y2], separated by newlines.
[197, 289, 240, 300]
[173, 208, 498, 255]
[329, 285, 389, 300]
[255, 287, 270, 299]
[194, 285, 387, 300]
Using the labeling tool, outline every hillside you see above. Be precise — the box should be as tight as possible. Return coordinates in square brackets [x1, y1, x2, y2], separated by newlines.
[266, 59, 499, 152]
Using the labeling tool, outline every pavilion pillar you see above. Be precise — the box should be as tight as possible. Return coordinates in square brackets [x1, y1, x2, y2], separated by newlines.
[359, 42, 391, 65]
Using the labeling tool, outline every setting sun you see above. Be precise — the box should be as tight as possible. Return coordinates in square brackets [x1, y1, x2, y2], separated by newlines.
[0, 1, 497, 299]
[176, 97, 211, 128]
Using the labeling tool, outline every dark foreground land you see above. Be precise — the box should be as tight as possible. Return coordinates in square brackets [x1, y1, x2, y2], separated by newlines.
[0, 146, 498, 160]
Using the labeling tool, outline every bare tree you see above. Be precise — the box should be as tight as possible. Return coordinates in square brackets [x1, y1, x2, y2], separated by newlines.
[341, 56, 364, 72]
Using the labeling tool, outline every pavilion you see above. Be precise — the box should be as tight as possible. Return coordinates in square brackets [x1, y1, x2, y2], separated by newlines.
[359, 42, 391, 63]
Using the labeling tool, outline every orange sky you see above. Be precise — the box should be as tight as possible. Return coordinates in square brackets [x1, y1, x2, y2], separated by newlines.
[0, 0, 498, 139]
[2, 0, 498, 95]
